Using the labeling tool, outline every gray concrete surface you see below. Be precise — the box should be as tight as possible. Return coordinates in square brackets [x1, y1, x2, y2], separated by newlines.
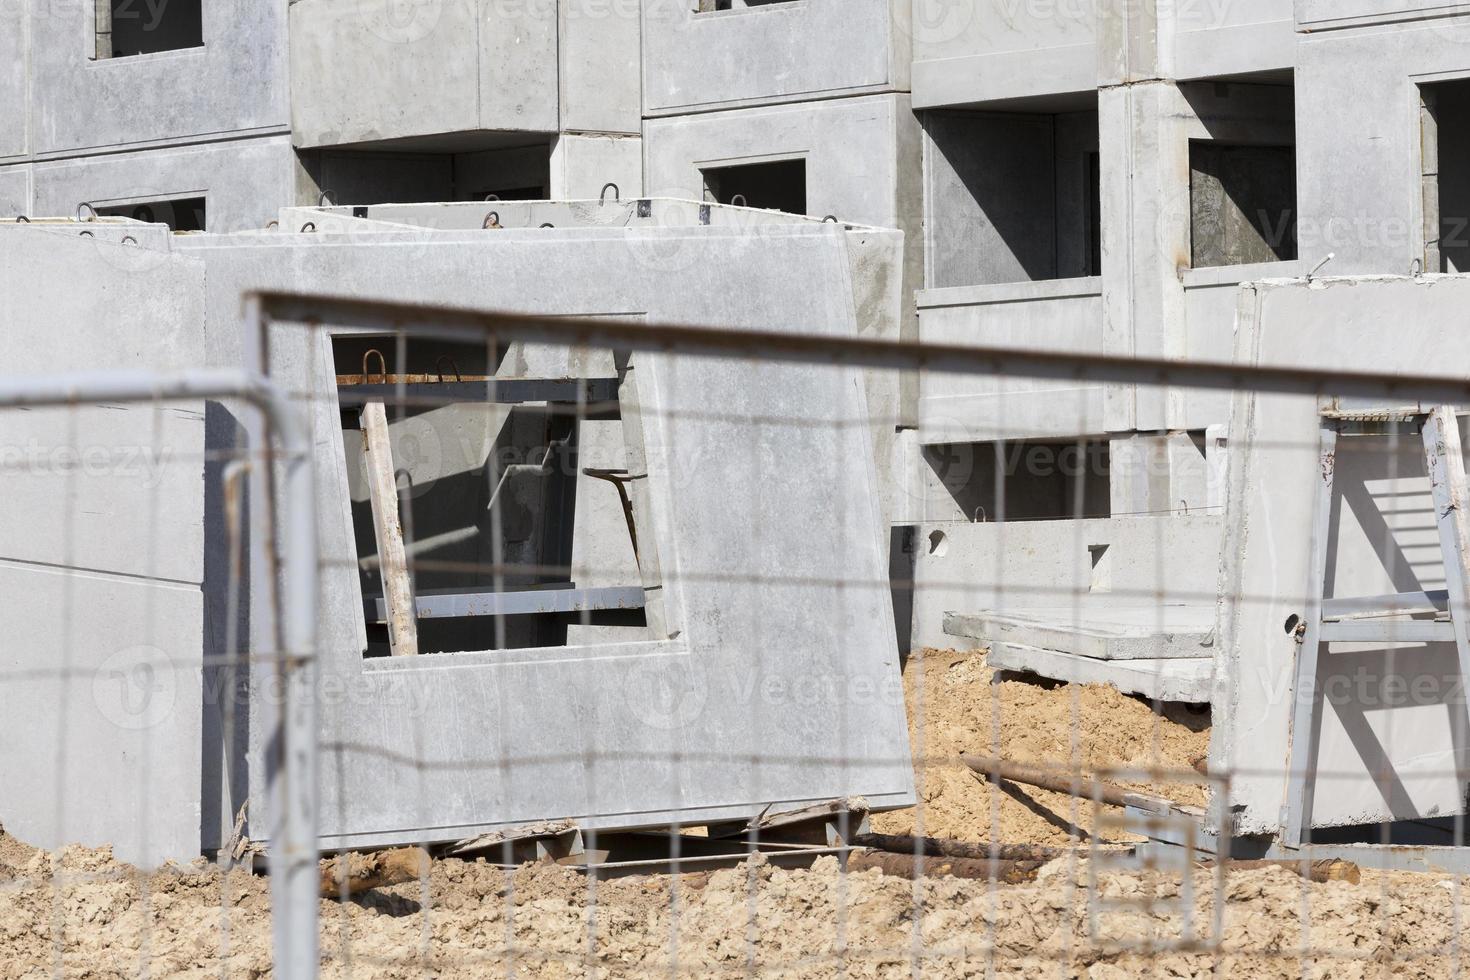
[1212, 274, 1470, 836]
[0, 229, 209, 868]
[985, 642, 1214, 704]
[171, 222, 913, 852]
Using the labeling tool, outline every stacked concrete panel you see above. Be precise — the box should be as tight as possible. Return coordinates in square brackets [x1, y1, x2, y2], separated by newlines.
[0, 226, 209, 867]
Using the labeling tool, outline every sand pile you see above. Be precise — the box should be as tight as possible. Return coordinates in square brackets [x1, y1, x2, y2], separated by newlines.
[1, 835, 1463, 978]
[871, 647, 1212, 845]
[4, 647, 1457, 978]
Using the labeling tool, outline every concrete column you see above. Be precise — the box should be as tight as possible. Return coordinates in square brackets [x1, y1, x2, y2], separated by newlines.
[549, 134, 643, 201]
[1097, 0, 1191, 509]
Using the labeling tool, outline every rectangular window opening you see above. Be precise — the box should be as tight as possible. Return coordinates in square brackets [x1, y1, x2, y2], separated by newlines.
[925, 103, 1101, 288]
[331, 335, 654, 657]
[921, 440, 1111, 522]
[94, 196, 206, 232]
[1422, 78, 1470, 273]
[696, 0, 799, 11]
[98, 0, 202, 59]
[1188, 141, 1297, 268]
[701, 159, 807, 216]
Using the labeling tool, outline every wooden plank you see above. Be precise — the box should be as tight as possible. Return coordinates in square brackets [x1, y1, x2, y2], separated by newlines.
[361, 400, 418, 657]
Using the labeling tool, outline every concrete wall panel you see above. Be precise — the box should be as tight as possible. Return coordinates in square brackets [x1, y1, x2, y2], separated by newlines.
[909, 516, 1224, 652]
[1297, 23, 1470, 275]
[0, 164, 30, 216]
[0, 229, 208, 867]
[1214, 275, 1470, 834]
[30, 135, 295, 232]
[0, 0, 27, 160]
[560, 0, 641, 134]
[642, 0, 895, 115]
[174, 225, 913, 850]
[29, 0, 286, 155]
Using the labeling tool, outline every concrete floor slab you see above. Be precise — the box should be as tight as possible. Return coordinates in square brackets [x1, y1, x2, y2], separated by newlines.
[944, 604, 1215, 660]
[988, 641, 1214, 704]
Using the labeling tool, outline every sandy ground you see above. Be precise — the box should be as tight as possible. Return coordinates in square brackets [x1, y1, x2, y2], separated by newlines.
[871, 647, 1212, 845]
[1, 648, 1463, 978]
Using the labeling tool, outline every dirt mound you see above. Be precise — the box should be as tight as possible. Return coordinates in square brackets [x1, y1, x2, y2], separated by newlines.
[0, 839, 1459, 978]
[871, 647, 1212, 845]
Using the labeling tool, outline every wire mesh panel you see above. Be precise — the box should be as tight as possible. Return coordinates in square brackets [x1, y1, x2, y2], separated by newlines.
[0, 369, 318, 979]
[16, 274, 1470, 977]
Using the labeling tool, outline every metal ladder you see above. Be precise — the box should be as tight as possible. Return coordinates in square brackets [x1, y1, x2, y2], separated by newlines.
[1282, 404, 1470, 845]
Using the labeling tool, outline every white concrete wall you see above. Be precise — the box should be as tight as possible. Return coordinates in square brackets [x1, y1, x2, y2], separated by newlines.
[1214, 275, 1470, 835]
[290, 0, 559, 148]
[29, 135, 296, 232]
[0, 229, 209, 868]
[178, 225, 914, 851]
[1296, 16, 1470, 275]
[642, 0, 903, 115]
[908, 515, 1224, 652]
[27, 0, 287, 156]
[917, 279, 1106, 444]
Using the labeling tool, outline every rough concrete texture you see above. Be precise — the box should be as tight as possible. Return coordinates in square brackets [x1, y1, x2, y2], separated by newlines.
[172, 222, 913, 854]
[641, 0, 903, 115]
[907, 516, 1223, 653]
[945, 605, 1215, 661]
[985, 642, 1215, 704]
[290, 0, 557, 148]
[1212, 275, 1470, 835]
[0, 230, 209, 867]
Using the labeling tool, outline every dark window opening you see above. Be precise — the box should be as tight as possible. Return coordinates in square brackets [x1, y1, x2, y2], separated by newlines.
[701, 159, 807, 216]
[331, 335, 649, 656]
[475, 186, 547, 202]
[697, 0, 798, 10]
[101, 0, 202, 59]
[95, 197, 206, 232]
[1422, 79, 1470, 273]
[922, 440, 1111, 522]
[1188, 142, 1297, 268]
[299, 146, 552, 206]
[925, 106, 1101, 288]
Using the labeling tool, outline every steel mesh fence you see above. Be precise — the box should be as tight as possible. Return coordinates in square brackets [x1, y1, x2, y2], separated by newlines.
[9, 288, 1470, 977]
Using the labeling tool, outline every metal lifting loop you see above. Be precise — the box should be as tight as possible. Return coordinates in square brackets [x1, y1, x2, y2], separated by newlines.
[730, 194, 748, 208]
[362, 349, 388, 385]
[15, 215, 28, 223]
[484, 194, 500, 202]
[318, 190, 335, 207]
[77, 202, 99, 222]
[121, 235, 138, 245]
[435, 355, 462, 383]
[483, 211, 501, 230]
[600, 182, 620, 205]
[300, 221, 317, 233]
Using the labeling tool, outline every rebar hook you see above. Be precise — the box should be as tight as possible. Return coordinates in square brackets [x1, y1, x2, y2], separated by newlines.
[435, 355, 462, 383]
[483, 211, 501, 230]
[600, 182, 620, 205]
[362, 349, 388, 385]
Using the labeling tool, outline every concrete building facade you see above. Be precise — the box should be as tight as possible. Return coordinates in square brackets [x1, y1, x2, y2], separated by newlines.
[7, 2, 1470, 642]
